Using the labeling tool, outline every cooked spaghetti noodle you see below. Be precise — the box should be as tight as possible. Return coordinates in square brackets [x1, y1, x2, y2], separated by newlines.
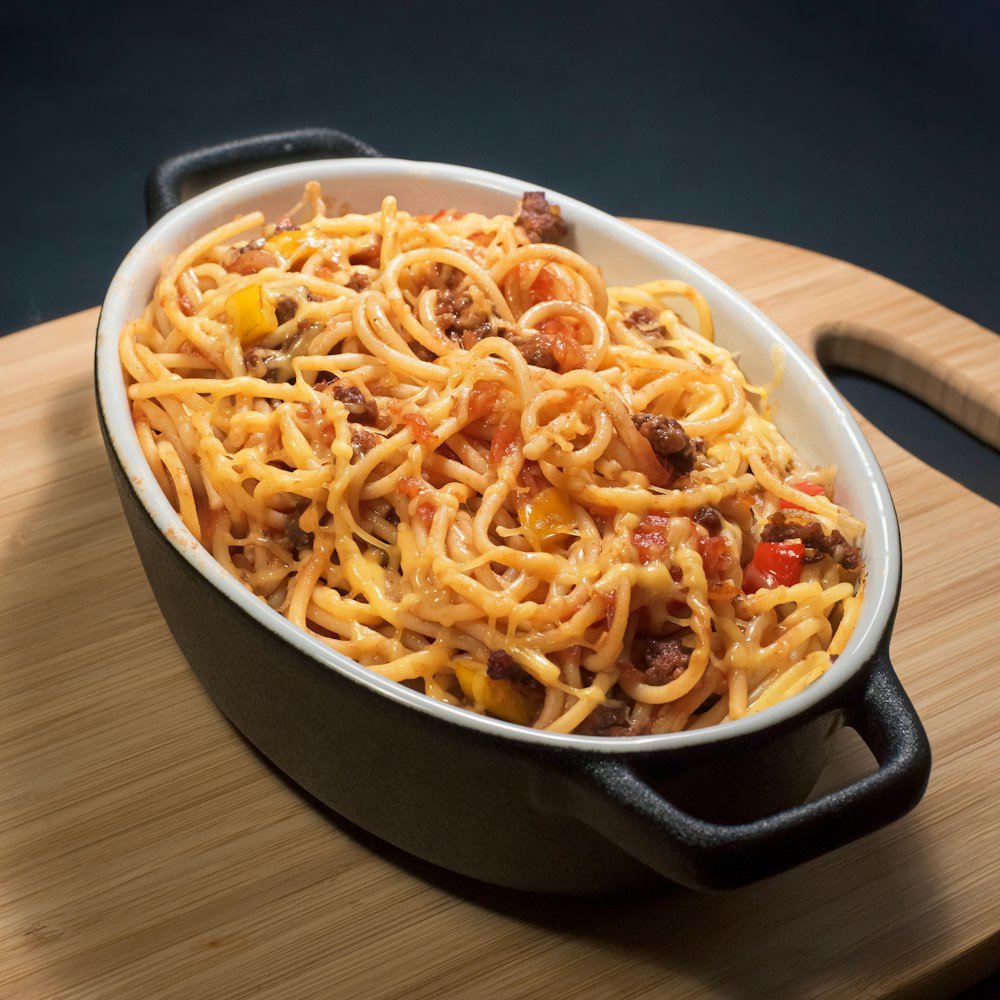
[120, 185, 865, 736]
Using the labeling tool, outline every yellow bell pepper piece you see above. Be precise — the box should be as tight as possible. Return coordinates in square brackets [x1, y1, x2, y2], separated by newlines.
[265, 228, 308, 262]
[519, 487, 575, 549]
[453, 661, 536, 726]
[265, 226, 329, 263]
[225, 284, 277, 344]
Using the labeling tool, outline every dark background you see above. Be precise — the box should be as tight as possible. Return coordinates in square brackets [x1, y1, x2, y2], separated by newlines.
[4, 0, 999, 335]
[3, 0, 998, 991]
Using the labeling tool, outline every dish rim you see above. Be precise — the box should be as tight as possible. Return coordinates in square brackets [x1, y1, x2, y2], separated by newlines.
[95, 156, 900, 754]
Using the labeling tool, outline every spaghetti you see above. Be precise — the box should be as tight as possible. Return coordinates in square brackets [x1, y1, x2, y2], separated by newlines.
[120, 185, 865, 736]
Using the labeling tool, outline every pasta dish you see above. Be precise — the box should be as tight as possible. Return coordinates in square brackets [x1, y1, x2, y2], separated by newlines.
[120, 185, 865, 736]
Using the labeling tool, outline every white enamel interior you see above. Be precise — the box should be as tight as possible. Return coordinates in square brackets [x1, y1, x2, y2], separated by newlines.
[95, 158, 900, 754]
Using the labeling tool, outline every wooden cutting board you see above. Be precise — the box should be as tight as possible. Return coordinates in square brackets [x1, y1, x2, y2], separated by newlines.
[2, 222, 998, 1000]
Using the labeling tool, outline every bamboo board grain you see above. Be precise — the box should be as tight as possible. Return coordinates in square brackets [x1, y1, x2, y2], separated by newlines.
[2, 222, 999, 1000]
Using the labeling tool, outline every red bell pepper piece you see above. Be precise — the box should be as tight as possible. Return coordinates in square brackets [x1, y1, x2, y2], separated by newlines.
[743, 541, 805, 593]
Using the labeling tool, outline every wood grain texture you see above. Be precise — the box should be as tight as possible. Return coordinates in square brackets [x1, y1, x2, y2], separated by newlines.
[2, 223, 998, 1000]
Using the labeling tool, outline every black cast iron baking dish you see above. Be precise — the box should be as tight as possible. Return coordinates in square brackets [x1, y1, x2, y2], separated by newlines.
[95, 129, 931, 894]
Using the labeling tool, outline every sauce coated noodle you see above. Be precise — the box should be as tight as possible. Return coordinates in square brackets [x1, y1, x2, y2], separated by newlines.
[121, 185, 865, 736]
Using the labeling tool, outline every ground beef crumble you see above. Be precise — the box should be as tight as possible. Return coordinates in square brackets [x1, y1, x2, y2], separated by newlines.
[514, 191, 568, 244]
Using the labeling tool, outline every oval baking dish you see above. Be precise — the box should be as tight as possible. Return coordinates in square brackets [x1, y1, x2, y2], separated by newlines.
[95, 131, 930, 894]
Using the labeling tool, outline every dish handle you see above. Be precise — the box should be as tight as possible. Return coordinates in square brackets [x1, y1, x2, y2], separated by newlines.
[144, 128, 382, 224]
[564, 654, 931, 890]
